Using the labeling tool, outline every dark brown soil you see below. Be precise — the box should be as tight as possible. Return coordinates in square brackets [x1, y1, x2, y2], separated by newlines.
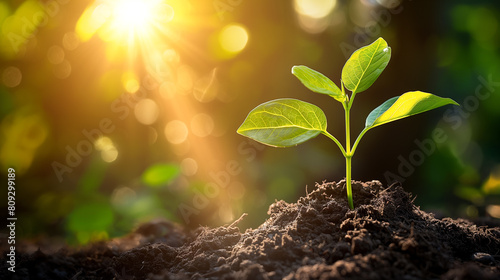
[2, 180, 500, 279]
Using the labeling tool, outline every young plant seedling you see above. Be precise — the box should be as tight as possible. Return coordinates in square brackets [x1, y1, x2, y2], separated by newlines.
[237, 37, 459, 209]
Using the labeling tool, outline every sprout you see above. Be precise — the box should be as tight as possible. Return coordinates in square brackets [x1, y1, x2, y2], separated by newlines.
[237, 38, 459, 209]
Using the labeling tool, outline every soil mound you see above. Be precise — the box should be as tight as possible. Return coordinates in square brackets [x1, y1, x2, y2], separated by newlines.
[3, 181, 500, 279]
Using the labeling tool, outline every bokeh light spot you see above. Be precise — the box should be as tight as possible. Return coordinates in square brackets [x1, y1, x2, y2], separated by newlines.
[95, 136, 118, 163]
[95, 136, 112, 150]
[294, 0, 336, 33]
[101, 149, 119, 163]
[47, 45, 65, 64]
[155, 3, 175, 23]
[126, 79, 140, 93]
[62, 32, 80, 50]
[294, 0, 336, 18]
[191, 113, 214, 137]
[53, 60, 72, 79]
[134, 98, 159, 125]
[486, 205, 500, 219]
[219, 23, 249, 54]
[148, 127, 158, 145]
[164, 120, 188, 144]
[122, 72, 140, 93]
[180, 158, 198, 176]
[465, 205, 478, 218]
[111, 186, 137, 209]
[2, 66, 22, 88]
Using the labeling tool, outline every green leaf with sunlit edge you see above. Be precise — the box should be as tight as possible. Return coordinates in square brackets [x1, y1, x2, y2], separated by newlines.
[237, 98, 327, 147]
[142, 163, 180, 187]
[292, 65, 345, 102]
[365, 91, 459, 129]
[342, 37, 391, 93]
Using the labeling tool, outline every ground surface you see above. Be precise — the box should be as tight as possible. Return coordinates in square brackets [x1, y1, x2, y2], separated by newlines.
[2, 180, 500, 279]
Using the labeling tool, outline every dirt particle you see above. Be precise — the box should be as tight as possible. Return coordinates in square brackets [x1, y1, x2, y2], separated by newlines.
[472, 252, 495, 264]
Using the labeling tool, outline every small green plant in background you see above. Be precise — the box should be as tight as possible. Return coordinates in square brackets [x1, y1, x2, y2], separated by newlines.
[237, 38, 459, 209]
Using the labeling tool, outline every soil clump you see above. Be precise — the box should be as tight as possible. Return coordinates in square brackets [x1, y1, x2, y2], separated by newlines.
[2, 180, 499, 279]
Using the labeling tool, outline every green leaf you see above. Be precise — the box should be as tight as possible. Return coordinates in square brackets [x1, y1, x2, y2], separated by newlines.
[365, 91, 459, 129]
[292, 65, 345, 102]
[142, 163, 180, 187]
[365, 96, 398, 128]
[342, 37, 391, 93]
[237, 98, 327, 147]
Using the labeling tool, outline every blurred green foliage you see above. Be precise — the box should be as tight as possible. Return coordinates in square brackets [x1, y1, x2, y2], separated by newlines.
[142, 163, 180, 188]
[67, 202, 114, 244]
[416, 1, 500, 218]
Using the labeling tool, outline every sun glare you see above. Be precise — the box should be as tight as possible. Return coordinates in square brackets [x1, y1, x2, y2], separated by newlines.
[76, 0, 175, 44]
[112, 0, 154, 33]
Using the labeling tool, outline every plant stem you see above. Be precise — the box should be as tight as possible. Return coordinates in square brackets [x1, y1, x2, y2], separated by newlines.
[344, 101, 354, 209]
[346, 155, 353, 209]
